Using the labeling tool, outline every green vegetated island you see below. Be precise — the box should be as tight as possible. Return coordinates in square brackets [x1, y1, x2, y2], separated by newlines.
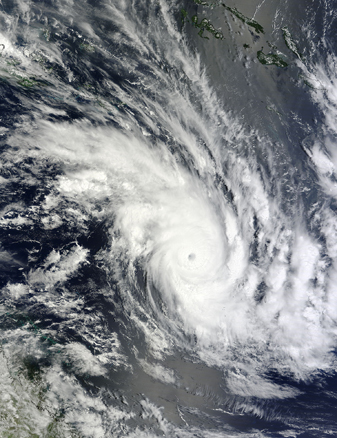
[181, 1, 303, 68]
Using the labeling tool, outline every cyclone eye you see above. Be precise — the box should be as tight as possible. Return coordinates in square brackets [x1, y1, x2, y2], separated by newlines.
[188, 253, 196, 261]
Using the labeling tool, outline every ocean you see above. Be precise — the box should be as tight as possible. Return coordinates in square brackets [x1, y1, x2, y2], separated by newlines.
[1, 0, 337, 436]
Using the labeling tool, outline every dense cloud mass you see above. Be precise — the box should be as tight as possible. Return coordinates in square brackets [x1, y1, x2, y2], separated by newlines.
[1, 0, 337, 436]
